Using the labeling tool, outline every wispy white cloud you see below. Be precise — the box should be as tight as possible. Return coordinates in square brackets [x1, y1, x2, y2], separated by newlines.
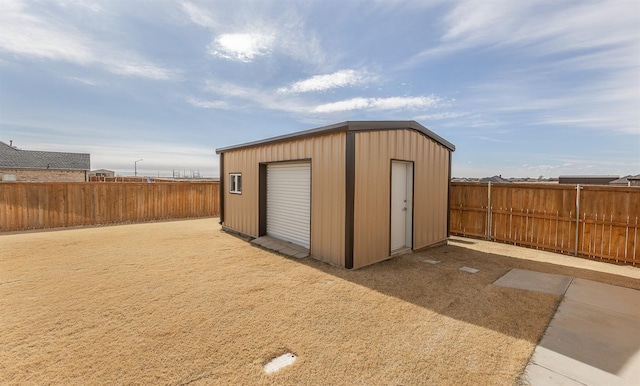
[312, 98, 370, 113]
[105, 58, 174, 80]
[312, 96, 440, 113]
[181, 1, 328, 68]
[56, 0, 102, 12]
[469, 136, 509, 144]
[205, 79, 443, 117]
[181, 1, 217, 28]
[278, 69, 373, 93]
[414, 112, 467, 121]
[208, 33, 275, 62]
[465, 65, 640, 135]
[0, 0, 92, 63]
[403, 0, 640, 135]
[185, 96, 229, 110]
[370, 96, 440, 110]
[204, 80, 307, 113]
[0, 0, 174, 80]
[408, 1, 639, 68]
[437, 1, 638, 58]
[66, 76, 101, 86]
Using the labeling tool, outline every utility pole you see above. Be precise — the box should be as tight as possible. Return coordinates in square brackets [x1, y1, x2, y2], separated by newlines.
[135, 159, 143, 177]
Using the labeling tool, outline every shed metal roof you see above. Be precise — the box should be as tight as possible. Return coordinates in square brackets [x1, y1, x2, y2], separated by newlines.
[215, 120, 455, 154]
[0, 141, 90, 170]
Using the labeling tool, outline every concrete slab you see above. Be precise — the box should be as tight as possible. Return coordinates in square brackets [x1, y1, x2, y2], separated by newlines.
[251, 238, 270, 247]
[279, 247, 298, 256]
[423, 259, 441, 265]
[539, 299, 640, 376]
[493, 268, 573, 295]
[459, 266, 479, 274]
[620, 350, 640, 384]
[522, 362, 585, 386]
[267, 242, 287, 252]
[565, 278, 640, 318]
[525, 278, 640, 386]
[525, 346, 626, 386]
[251, 236, 309, 259]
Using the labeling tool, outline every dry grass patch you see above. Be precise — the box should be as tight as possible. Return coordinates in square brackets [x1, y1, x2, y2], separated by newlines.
[1, 219, 638, 385]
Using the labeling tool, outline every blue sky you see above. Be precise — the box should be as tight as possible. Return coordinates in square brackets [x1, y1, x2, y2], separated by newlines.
[0, 0, 638, 178]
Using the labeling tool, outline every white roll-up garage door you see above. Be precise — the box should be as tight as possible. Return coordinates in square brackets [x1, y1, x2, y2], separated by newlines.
[266, 162, 311, 248]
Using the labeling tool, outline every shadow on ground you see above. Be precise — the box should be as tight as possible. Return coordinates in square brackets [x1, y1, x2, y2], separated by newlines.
[281, 238, 640, 347]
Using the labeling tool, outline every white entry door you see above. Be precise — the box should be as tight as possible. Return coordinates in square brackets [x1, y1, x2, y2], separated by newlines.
[390, 161, 413, 252]
[266, 162, 311, 248]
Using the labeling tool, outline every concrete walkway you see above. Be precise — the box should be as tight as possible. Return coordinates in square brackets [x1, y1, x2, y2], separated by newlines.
[496, 269, 640, 385]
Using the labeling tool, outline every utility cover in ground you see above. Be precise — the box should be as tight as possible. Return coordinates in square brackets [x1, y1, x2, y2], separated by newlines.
[263, 353, 297, 374]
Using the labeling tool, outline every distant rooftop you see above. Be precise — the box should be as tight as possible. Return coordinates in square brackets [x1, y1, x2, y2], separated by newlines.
[609, 174, 640, 184]
[0, 141, 90, 170]
[558, 175, 620, 179]
[558, 175, 619, 185]
[480, 175, 511, 183]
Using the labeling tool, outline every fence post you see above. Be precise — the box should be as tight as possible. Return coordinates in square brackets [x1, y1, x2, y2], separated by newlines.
[486, 182, 492, 240]
[574, 184, 581, 256]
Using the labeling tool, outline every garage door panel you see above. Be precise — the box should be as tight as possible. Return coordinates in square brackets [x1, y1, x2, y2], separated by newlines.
[267, 162, 311, 248]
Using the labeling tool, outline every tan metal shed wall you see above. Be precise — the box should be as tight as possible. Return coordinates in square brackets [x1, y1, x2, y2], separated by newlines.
[353, 130, 450, 268]
[222, 132, 346, 266]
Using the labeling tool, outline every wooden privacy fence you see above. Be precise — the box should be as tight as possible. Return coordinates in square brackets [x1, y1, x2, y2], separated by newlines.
[3, 181, 638, 266]
[0, 182, 220, 232]
[450, 182, 640, 265]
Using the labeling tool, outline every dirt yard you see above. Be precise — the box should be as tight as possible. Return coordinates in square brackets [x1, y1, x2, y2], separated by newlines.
[1, 218, 639, 385]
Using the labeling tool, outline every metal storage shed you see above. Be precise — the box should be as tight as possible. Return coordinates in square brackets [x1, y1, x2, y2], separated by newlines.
[215, 121, 455, 269]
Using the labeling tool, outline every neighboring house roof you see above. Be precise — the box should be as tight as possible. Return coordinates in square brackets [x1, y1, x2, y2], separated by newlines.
[91, 169, 114, 173]
[559, 175, 619, 184]
[215, 121, 455, 154]
[0, 141, 90, 170]
[480, 175, 511, 183]
[609, 174, 640, 184]
[451, 177, 473, 182]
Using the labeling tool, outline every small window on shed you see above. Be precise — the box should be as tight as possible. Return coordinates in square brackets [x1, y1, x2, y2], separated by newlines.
[229, 173, 242, 194]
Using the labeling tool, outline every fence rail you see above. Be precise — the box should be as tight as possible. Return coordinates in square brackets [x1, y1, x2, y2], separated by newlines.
[450, 182, 639, 265]
[0, 182, 220, 232]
